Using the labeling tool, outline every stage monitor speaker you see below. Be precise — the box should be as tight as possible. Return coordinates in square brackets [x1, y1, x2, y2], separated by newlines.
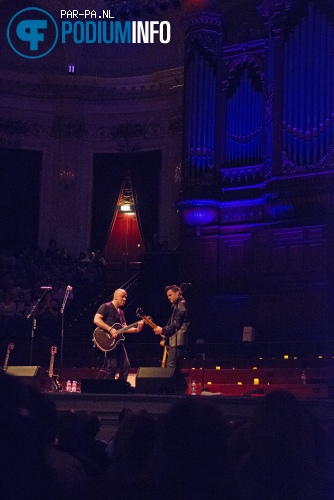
[136, 367, 187, 395]
[6, 366, 53, 392]
[243, 326, 255, 342]
[81, 378, 131, 394]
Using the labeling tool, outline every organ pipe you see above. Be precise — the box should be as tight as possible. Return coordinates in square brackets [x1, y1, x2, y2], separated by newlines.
[282, 3, 334, 167]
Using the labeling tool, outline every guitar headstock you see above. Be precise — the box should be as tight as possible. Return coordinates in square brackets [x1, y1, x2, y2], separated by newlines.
[7, 343, 14, 351]
[51, 346, 57, 355]
[136, 307, 143, 318]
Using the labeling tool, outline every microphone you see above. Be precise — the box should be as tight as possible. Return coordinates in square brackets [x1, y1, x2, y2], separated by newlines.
[40, 286, 52, 290]
[66, 285, 73, 291]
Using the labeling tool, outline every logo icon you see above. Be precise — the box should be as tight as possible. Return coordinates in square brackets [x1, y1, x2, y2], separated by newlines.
[7, 7, 58, 59]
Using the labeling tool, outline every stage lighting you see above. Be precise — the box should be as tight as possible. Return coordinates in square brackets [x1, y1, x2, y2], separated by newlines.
[119, 204, 135, 213]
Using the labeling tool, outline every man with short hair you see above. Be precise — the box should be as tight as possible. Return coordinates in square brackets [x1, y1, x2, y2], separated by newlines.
[153, 285, 190, 370]
[94, 289, 143, 380]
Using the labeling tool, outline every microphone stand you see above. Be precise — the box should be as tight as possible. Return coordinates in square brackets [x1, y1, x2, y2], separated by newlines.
[60, 286, 72, 381]
[27, 289, 48, 365]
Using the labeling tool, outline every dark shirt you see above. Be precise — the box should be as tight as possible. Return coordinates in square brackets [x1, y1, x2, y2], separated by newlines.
[96, 302, 125, 328]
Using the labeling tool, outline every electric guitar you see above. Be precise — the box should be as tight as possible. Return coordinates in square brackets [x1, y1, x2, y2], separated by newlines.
[136, 308, 166, 346]
[48, 346, 61, 391]
[136, 308, 169, 368]
[93, 321, 139, 352]
[3, 342, 14, 371]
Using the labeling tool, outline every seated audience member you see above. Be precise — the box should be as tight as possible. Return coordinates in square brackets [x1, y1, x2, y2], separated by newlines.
[0, 369, 66, 499]
[105, 407, 133, 458]
[90, 410, 157, 500]
[140, 398, 234, 500]
[0, 290, 17, 315]
[106, 410, 157, 484]
[56, 409, 107, 478]
[231, 390, 330, 500]
[16, 290, 36, 317]
[45, 239, 60, 263]
[76, 410, 110, 474]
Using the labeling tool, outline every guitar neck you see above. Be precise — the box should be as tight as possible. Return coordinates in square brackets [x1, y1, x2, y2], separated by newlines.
[3, 352, 10, 371]
[142, 315, 158, 330]
[117, 321, 138, 335]
[3, 344, 14, 371]
[49, 355, 54, 377]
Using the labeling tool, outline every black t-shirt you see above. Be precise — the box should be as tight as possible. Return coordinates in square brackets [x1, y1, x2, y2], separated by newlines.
[96, 302, 125, 328]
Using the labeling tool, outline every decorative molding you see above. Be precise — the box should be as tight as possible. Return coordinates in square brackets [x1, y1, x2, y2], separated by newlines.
[281, 146, 334, 175]
[222, 41, 267, 88]
[282, 113, 334, 142]
[177, 199, 219, 227]
[178, 197, 266, 226]
[184, 166, 217, 187]
[220, 199, 265, 224]
[185, 31, 222, 60]
[182, 12, 223, 32]
[226, 127, 262, 144]
[183, 12, 223, 61]
[52, 116, 86, 139]
[221, 165, 263, 185]
[258, 0, 294, 37]
[264, 172, 334, 219]
[0, 68, 184, 101]
[89, 114, 182, 143]
[0, 117, 50, 139]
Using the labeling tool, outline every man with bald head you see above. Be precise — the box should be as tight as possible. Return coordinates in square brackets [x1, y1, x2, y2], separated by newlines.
[94, 289, 143, 380]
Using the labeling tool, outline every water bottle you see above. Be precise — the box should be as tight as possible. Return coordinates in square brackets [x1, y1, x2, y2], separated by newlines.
[66, 380, 71, 392]
[72, 380, 77, 392]
[301, 371, 306, 385]
[190, 380, 197, 395]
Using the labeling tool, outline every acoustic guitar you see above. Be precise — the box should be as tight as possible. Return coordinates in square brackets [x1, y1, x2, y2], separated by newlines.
[93, 321, 139, 352]
[48, 346, 61, 391]
[136, 308, 169, 368]
[3, 342, 14, 371]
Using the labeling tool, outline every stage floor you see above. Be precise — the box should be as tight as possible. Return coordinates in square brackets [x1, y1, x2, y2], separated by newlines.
[43, 365, 334, 441]
[48, 390, 334, 442]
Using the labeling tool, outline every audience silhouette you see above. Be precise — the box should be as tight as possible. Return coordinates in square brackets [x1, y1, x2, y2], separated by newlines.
[0, 370, 332, 500]
[230, 390, 331, 500]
